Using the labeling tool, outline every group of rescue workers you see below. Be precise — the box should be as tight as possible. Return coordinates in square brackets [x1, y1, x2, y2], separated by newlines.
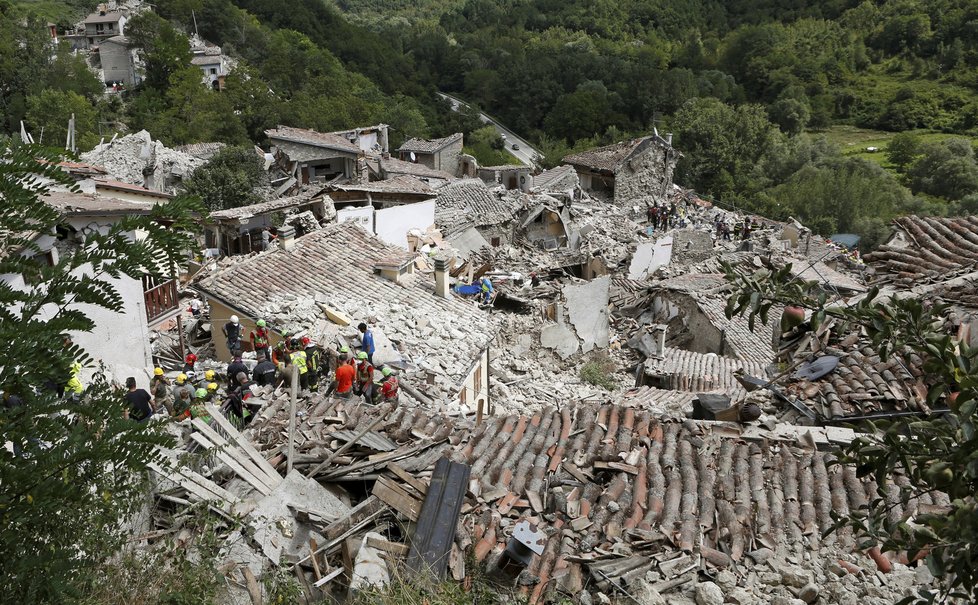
[126, 313, 400, 425]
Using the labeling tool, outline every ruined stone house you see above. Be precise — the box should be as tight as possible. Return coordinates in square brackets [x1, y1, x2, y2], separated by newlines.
[397, 133, 463, 176]
[195, 221, 496, 411]
[265, 125, 390, 187]
[562, 134, 679, 205]
[478, 164, 533, 191]
[205, 190, 329, 256]
[434, 179, 520, 248]
[319, 176, 438, 249]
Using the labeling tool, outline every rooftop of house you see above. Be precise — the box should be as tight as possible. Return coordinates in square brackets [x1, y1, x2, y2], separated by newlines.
[327, 175, 435, 196]
[196, 221, 495, 391]
[42, 190, 155, 215]
[864, 215, 978, 286]
[777, 318, 929, 420]
[83, 10, 124, 24]
[695, 295, 781, 366]
[644, 346, 767, 396]
[479, 164, 531, 172]
[94, 179, 174, 199]
[379, 156, 456, 181]
[191, 55, 223, 66]
[562, 135, 671, 174]
[396, 133, 462, 154]
[531, 164, 579, 192]
[265, 126, 362, 155]
[434, 179, 519, 234]
[100, 34, 129, 46]
[208, 191, 320, 222]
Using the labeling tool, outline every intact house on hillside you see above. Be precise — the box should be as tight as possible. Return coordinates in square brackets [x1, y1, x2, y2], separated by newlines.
[191, 44, 228, 91]
[563, 134, 679, 205]
[81, 9, 126, 49]
[397, 133, 463, 176]
[195, 221, 495, 411]
[98, 35, 138, 87]
[2, 191, 181, 383]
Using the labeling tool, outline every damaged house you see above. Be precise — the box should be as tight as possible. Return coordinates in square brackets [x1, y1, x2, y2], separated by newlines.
[435, 179, 521, 250]
[563, 134, 679, 205]
[266, 125, 390, 187]
[396, 133, 463, 176]
[3, 191, 181, 381]
[204, 189, 330, 256]
[320, 176, 437, 249]
[478, 164, 533, 192]
[195, 221, 496, 411]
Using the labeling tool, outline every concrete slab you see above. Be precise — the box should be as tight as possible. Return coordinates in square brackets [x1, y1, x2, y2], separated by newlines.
[564, 275, 610, 353]
[541, 322, 579, 359]
[371, 328, 402, 367]
[350, 531, 391, 591]
[248, 470, 349, 565]
[628, 236, 673, 280]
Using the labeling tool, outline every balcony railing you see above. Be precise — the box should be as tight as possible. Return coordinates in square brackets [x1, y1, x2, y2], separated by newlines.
[143, 277, 179, 324]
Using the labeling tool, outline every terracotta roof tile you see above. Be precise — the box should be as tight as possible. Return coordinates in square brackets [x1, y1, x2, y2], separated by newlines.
[865, 215, 978, 285]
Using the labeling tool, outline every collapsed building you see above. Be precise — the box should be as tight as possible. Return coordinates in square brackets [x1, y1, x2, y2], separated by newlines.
[95, 123, 966, 605]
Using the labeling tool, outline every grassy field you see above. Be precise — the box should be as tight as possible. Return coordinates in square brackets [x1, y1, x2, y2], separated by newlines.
[811, 125, 975, 171]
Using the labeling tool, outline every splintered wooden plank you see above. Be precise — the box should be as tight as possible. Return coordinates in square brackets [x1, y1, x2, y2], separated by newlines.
[373, 476, 421, 522]
[406, 458, 471, 579]
[388, 463, 428, 497]
[205, 403, 282, 484]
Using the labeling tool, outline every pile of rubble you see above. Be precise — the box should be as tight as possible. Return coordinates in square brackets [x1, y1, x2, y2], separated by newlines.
[81, 130, 208, 193]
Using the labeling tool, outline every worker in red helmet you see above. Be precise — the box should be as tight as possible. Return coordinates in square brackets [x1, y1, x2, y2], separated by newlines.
[183, 353, 198, 373]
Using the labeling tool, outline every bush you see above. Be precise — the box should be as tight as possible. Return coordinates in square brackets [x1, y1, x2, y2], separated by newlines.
[580, 354, 617, 391]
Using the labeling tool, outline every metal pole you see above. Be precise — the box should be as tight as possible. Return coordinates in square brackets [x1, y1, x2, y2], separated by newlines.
[288, 365, 298, 474]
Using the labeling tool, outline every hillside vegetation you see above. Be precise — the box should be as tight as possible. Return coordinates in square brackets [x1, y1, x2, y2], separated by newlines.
[3, 0, 978, 248]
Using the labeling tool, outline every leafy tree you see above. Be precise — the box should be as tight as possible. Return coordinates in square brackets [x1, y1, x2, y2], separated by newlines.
[886, 132, 923, 172]
[463, 125, 513, 166]
[723, 261, 978, 604]
[25, 89, 98, 150]
[222, 66, 282, 143]
[544, 80, 624, 143]
[0, 145, 203, 602]
[125, 12, 193, 92]
[672, 97, 782, 201]
[183, 145, 266, 210]
[768, 96, 811, 136]
[907, 138, 978, 200]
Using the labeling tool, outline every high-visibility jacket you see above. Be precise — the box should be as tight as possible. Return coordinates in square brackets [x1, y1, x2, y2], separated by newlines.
[291, 350, 308, 374]
[66, 362, 84, 395]
[356, 361, 373, 385]
[381, 376, 399, 401]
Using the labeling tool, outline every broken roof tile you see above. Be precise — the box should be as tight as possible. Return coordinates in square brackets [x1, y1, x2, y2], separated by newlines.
[865, 215, 978, 285]
[397, 133, 462, 154]
[265, 126, 362, 155]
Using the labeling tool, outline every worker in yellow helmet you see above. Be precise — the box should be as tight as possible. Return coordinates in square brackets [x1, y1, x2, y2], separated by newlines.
[197, 369, 216, 390]
[65, 361, 84, 400]
[150, 367, 173, 416]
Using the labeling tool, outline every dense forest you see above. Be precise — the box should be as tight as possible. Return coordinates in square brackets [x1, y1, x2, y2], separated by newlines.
[3, 0, 978, 248]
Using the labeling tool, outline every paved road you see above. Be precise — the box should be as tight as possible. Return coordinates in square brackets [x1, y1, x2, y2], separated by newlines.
[436, 92, 543, 167]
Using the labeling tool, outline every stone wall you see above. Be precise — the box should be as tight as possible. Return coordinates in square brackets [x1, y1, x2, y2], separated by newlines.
[613, 141, 678, 205]
[437, 138, 464, 176]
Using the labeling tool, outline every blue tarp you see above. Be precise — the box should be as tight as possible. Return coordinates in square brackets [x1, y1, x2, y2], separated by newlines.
[829, 233, 860, 249]
[453, 284, 481, 296]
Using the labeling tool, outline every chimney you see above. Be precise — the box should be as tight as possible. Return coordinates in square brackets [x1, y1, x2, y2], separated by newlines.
[665, 133, 673, 145]
[434, 256, 449, 299]
[278, 225, 296, 251]
[652, 324, 667, 358]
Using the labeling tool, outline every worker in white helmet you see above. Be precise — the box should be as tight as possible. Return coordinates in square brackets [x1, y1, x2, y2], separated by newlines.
[223, 314, 241, 354]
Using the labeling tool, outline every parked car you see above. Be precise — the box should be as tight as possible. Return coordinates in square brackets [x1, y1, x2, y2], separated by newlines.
[512, 143, 520, 150]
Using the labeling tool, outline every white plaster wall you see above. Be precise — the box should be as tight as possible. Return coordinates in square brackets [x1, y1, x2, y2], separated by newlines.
[337, 206, 374, 233]
[456, 348, 489, 414]
[374, 200, 435, 249]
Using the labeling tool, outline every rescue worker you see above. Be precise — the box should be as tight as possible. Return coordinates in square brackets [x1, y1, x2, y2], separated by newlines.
[150, 367, 173, 416]
[304, 337, 321, 391]
[334, 352, 355, 399]
[183, 352, 198, 373]
[172, 373, 191, 401]
[227, 352, 249, 389]
[198, 369, 217, 390]
[223, 315, 241, 354]
[190, 388, 211, 421]
[358, 323, 375, 364]
[289, 339, 309, 390]
[272, 339, 291, 365]
[188, 295, 203, 318]
[173, 387, 193, 419]
[253, 352, 277, 387]
[340, 345, 355, 366]
[65, 361, 84, 401]
[250, 319, 271, 360]
[480, 276, 494, 304]
[379, 367, 399, 404]
[354, 351, 374, 404]
[229, 371, 257, 422]
[206, 381, 220, 403]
